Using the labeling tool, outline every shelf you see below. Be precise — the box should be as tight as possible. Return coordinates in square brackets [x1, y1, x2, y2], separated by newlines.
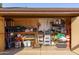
[15, 32, 38, 35]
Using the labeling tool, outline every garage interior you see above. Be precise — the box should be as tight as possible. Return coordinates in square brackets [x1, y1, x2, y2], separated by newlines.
[0, 16, 72, 55]
[0, 8, 79, 55]
[4, 16, 71, 48]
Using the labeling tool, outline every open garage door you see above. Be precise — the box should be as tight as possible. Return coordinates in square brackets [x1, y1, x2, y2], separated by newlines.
[71, 16, 79, 54]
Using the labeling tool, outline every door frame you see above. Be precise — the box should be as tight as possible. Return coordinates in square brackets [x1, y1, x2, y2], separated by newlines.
[0, 8, 79, 51]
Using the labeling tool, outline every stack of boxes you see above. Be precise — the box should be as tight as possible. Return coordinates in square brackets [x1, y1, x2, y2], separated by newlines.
[38, 31, 52, 46]
[38, 31, 44, 45]
[55, 36, 67, 48]
[44, 35, 51, 45]
[43, 31, 51, 45]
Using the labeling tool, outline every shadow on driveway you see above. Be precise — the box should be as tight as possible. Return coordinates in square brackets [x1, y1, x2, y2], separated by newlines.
[0, 48, 24, 55]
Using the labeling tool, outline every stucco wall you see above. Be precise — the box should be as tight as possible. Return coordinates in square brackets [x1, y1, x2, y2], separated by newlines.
[0, 17, 5, 51]
[71, 16, 79, 49]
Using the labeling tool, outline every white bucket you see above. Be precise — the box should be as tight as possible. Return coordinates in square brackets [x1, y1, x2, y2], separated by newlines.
[23, 40, 31, 47]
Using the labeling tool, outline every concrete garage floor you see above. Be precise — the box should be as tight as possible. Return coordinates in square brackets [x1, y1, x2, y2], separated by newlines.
[0, 46, 76, 55]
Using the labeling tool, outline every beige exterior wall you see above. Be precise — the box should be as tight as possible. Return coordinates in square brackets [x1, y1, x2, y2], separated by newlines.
[0, 17, 5, 51]
[71, 16, 79, 49]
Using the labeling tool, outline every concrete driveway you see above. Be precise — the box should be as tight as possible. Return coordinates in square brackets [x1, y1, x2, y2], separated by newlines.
[0, 46, 76, 55]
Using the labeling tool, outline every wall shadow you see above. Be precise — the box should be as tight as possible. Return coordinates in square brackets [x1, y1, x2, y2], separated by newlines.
[0, 48, 24, 55]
